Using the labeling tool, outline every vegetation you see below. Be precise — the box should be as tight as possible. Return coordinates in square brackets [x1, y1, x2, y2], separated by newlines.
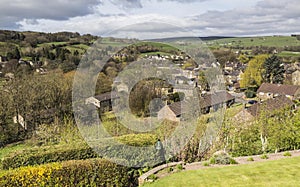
[240, 54, 269, 89]
[263, 55, 285, 84]
[260, 154, 269, 159]
[1, 30, 300, 185]
[209, 152, 238, 165]
[0, 158, 137, 187]
[145, 156, 300, 187]
[283, 151, 292, 157]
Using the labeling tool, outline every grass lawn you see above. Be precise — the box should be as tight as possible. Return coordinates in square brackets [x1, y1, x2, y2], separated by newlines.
[145, 156, 300, 187]
[0, 142, 32, 160]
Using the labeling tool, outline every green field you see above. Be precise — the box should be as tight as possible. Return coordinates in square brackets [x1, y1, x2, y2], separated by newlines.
[145, 156, 300, 187]
[207, 36, 300, 48]
[278, 51, 300, 57]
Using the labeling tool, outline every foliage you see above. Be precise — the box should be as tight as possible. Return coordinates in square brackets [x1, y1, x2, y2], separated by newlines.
[0, 158, 136, 187]
[219, 107, 300, 157]
[148, 174, 158, 181]
[263, 55, 285, 84]
[209, 151, 237, 165]
[176, 164, 183, 171]
[247, 157, 254, 161]
[240, 54, 269, 88]
[129, 78, 167, 117]
[1, 143, 98, 170]
[260, 154, 269, 159]
[283, 151, 292, 157]
[202, 161, 210, 166]
[0, 72, 73, 146]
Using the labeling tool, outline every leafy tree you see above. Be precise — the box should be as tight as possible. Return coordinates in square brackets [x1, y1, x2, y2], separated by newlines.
[263, 55, 285, 84]
[240, 54, 268, 88]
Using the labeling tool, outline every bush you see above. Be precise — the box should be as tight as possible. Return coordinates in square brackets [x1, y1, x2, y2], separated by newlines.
[203, 161, 210, 166]
[176, 164, 183, 171]
[229, 158, 238, 164]
[260, 154, 269, 159]
[148, 174, 157, 181]
[0, 158, 136, 187]
[283, 151, 292, 157]
[209, 151, 238, 165]
[247, 157, 254, 161]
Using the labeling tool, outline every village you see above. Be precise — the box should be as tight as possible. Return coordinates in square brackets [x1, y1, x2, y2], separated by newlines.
[86, 53, 300, 123]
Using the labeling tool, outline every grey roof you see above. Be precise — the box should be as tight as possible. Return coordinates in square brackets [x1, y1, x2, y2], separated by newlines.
[257, 83, 300, 96]
[200, 91, 235, 108]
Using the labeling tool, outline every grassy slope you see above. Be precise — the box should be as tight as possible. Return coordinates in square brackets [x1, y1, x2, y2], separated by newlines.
[146, 156, 300, 187]
[207, 36, 300, 48]
[0, 143, 32, 159]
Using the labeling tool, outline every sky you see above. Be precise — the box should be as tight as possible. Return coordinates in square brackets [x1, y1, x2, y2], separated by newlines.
[1, 0, 300, 39]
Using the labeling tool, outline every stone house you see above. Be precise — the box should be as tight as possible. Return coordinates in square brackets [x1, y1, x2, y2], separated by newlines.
[157, 101, 182, 122]
[85, 91, 119, 112]
[158, 91, 235, 121]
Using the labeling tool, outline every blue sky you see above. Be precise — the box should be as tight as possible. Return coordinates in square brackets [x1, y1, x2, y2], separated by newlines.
[1, 0, 299, 39]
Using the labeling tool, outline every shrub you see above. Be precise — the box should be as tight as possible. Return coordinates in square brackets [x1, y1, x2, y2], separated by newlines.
[176, 164, 183, 171]
[148, 174, 157, 181]
[229, 158, 238, 164]
[209, 157, 216, 164]
[247, 157, 254, 161]
[0, 159, 137, 186]
[283, 151, 292, 157]
[209, 151, 238, 165]
[203, 161, 210, 166]
[260, 154, 269, 159]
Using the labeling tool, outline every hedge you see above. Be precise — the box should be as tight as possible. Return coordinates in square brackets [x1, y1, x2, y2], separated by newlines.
[1, 134, 159, 170]
[1, 144, 99, 170]
[0, 158, 137, 186]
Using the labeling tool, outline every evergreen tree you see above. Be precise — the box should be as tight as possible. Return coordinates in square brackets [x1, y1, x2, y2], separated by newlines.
[263, 55, 285, 84]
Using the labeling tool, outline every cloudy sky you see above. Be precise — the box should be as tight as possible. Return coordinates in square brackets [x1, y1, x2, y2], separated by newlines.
[1, 0, 300, 39]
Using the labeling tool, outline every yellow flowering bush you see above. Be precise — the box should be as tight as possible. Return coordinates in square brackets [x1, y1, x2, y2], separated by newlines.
[0, 159, 135, 186]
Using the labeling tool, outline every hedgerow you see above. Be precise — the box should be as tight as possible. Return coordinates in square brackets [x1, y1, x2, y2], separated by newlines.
[0, 158, 137, 186]
[1, 133, 159, 170]
[1, 144, 98, 170]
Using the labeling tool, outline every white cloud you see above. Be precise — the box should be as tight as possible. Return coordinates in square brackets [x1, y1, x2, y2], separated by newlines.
[8, 0, 300, 38]
[0, 0, 100, 28]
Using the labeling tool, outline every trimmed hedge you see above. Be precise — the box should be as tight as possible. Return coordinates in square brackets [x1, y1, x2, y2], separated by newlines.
[1, 133, 159, 170]
[1, 144, 99, 170]
[0, 158, 137, 186]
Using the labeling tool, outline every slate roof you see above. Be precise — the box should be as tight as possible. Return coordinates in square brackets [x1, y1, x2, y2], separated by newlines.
[199, 91, 235, 108]
[257, 83, 300, 96]
[247, 95, 294, 117]
[168, 101, 183, 117]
